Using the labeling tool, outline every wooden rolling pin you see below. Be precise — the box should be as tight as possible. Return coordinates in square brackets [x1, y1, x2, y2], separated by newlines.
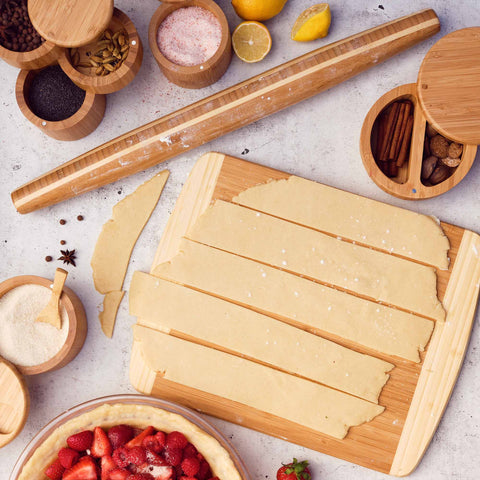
[12, 9, 440, 214]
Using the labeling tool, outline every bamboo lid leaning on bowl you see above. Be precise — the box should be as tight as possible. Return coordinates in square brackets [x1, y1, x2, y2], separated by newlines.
[28, 0, 114, 48]
[0, 357, 29, 448]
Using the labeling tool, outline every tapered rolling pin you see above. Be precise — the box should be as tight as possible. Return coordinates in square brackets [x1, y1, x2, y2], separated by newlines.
[12, 9, 440, 214]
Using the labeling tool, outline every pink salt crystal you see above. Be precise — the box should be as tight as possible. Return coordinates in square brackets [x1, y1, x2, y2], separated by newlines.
[157, 7, 222, 67]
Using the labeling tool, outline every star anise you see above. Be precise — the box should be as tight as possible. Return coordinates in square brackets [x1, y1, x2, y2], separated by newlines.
[58, 249, 77, 267]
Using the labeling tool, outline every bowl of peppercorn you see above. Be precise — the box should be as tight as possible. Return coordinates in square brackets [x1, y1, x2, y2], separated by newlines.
[0, 0, 62, 69]
[15, 63, 107, 141]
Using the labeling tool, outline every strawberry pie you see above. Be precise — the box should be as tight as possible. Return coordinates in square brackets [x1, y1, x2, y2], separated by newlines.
[17, 404, 242, 480]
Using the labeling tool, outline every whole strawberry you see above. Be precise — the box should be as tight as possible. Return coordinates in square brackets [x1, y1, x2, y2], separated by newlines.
[277, 459, 311, 480]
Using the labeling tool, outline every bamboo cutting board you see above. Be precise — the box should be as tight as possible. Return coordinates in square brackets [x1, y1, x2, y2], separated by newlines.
[130, 153, 480, 476]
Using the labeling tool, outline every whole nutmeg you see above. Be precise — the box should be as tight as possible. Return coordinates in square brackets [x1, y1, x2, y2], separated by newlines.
[440, 156, 462, 168]
[448, 142, 463, 159]
[429, 164, 451, 185]
[421, 155, 438, 181]
[430, 135, 449, 158]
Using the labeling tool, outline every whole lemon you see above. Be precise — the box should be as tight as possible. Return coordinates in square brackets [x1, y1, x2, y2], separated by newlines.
[232, 0, 288, 21]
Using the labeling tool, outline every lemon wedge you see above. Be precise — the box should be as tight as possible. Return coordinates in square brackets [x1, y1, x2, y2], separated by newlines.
[232, 21, 272, 63]
[291, 3, 331, 42]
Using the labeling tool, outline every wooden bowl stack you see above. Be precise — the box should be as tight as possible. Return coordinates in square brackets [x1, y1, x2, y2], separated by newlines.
[0, 0, 143, 140]
[149, 0, 232, 89]
[360, 28, 480, 200]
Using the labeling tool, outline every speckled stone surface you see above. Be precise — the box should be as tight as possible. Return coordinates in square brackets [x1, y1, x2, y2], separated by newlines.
[1, 1, 479, 479]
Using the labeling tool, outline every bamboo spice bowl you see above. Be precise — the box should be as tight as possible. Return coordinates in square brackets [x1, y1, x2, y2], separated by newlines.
[360, 84, 477, 200]
[15, 66, 106, 141]
[0, 275, 87, 376]
[149, 0, 232, 89]
[0, 39, 62, 70]
[58, 8, 143, 95]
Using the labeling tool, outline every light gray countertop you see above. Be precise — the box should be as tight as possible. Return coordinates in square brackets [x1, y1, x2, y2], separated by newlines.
[1, 1, 479, 479]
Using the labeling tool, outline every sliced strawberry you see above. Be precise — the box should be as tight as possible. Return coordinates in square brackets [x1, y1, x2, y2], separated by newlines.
[91, 426, 113, 458]
[142, 435, 163, 453]
[101, 455, 117, 480]
[182, 443, 197, 459]
[66, 430, 94, 452]
[109, 468, 130, 480]
[181, 457, 200, 477]
[153, 466, 174, 480]
[196, 460, 211, 480]
[126, 426, 155, 448]
[58, 448, 80, 469]
[45, 458, 65, 480]
[127, 446, 147, 466]
[179, 477, 196, 480]
[164, 447, 182, 467]
[126, 474, 154, 480]
[145, 450, 167, 466]
[113, 447, 130, 468]
[165, 432, 188, 451]
[62, 456, 98, 480]
[108, 425, 135, 449]
[154, 432, 166, 450]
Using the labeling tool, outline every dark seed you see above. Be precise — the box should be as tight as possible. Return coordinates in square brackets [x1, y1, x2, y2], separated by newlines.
[45, 256, 53, 262]
[77, 215, 84, 221]
[59, 219, 66, 225]
[60, 240, 66, 245]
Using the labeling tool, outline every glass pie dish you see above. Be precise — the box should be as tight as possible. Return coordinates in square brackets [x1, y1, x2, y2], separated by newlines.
[10, 394, 251, 480]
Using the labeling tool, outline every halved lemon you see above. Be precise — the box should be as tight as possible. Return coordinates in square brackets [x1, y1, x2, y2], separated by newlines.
[291, 3, 331, 42]
[232, 21, 272, 63]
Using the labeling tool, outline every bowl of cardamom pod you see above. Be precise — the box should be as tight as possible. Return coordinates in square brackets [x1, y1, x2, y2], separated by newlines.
[57, 8, 143, 94]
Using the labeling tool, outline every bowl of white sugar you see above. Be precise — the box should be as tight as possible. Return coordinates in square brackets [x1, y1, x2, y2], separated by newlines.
[0, 275, 87, 375]
[149, 0, 232, 88]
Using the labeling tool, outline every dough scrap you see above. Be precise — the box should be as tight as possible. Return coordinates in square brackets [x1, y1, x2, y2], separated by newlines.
[17, 403, 241, 480]
[130, 271, 393, 403]
[133, 325, 385, 439]
[152, 239, 434, 362]
[91, 170, 169, 337]
[233, 176, 450, 270]
[187, 200, 445, 321]
[99, 291, 125, 339]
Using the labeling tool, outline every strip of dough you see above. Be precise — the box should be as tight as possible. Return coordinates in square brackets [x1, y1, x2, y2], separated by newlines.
[91, 170, 169, 337]
[152, 239, 434, 362]
[233, 176, 450, 270]
[130, 272, 393, 403]
[99, 291, 125, 339]
[91, 170, 169, 293]
[187, 200, 445, 321]
[133, 325, 385, 439]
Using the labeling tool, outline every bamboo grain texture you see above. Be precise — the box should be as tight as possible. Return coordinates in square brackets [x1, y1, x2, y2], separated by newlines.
[130, 153, 480, 475]
[11, 9, 440, 214]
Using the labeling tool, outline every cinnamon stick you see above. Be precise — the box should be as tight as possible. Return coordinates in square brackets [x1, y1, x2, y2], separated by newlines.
[393, 101, 412, 160]
[396, 115, 414, 167]
[379, 102, 400, 161]
[388, 102, 407, 160]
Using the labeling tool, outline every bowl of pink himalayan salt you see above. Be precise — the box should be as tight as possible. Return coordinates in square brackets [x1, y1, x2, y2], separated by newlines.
[0, 275, 87, 375]
[149, 0, 232, 89]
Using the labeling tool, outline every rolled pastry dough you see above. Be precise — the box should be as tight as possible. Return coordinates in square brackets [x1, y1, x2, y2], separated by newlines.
[130, 271, 393, 403]
[233, 176, 450, 270]
[133, 325, 385, 439]
[152, 239, 434, 362]
[187, 200, 445, 321]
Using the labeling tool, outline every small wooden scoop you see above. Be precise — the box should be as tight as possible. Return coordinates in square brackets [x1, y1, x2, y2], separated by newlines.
[35, 268, 68, 329]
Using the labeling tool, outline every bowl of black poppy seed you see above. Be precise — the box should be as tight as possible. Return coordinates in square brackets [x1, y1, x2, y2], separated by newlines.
[15, 64, 107, 141]
[0, 0, 62, 69]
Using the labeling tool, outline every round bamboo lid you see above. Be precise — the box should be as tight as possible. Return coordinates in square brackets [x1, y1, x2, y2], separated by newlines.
[417, 27, 480, 144]
[0, 358, 29, 448]
[28, 0, 114, 48]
